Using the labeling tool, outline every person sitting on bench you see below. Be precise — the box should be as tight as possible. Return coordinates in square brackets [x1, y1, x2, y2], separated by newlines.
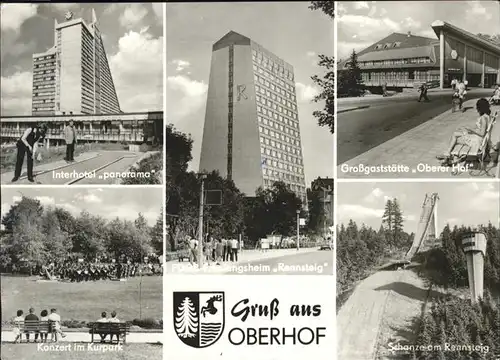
[439, 98, 490, 160]
[108, 311, 121, 343]
[13, 310, 24, 343]
[96, 311, 109, 342]
[25, 307, 39, 343]
[39, 309, 49, 343]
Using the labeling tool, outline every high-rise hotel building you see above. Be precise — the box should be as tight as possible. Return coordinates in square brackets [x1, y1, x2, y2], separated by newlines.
[200, 31, 307, 204]
[32, 10, 120, 115]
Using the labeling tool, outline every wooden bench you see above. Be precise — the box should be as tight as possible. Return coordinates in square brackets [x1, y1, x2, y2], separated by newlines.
[89, 322, 130, 343]
[18, 320, 52, 341]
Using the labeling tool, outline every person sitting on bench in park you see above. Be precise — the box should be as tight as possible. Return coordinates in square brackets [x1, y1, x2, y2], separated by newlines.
[12, 310, 24, 344]
[96, 311, 109, 342]
[108, 311, 121, 343]
[25, 307, 40, 343]
[48, 308, 66, 341]
[39, 309, 49, 343]
[438, 98, 490, 161]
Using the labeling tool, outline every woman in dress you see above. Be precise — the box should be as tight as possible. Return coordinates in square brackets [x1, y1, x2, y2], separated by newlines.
[439, 98, 490, 160]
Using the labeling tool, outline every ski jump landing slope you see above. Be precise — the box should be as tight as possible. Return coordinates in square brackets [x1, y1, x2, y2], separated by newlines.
[337, 269, 430, 360]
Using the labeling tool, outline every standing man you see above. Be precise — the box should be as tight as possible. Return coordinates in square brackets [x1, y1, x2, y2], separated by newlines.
[64, 119, 77, 162]
[231, 238, 239, 262]
[12, 123, 47, 183]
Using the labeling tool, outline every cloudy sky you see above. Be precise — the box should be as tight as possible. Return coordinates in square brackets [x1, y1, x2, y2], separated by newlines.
[337, 1, 500, 59]
[166, 2, 334, 185]
[337, 182, 499, 233]
[0, 187, 163, 228]
[0, 3, 163, 115]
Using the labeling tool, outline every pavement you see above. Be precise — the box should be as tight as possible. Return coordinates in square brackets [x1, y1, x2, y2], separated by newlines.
[0, 330, 163, 344]
[1, 151, 146, 185]
[338, 99, 500, 178]
[165, 247, 327, 275]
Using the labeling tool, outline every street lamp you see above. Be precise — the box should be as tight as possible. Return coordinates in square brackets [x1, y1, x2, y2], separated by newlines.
[198, 173, 207, 269]
[296, 209, 300, 251]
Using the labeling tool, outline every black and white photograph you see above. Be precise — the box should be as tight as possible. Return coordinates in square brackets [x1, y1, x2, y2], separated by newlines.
[336, 181, 500, 359]
[165, 2, 334, 275]
[337, 1, 500, 179]
[1, 4, 163, 185]
[0, 187, 163, 359]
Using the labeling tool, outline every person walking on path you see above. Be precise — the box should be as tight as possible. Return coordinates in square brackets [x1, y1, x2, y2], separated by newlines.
[418, 83, 430, 102]
[64, 119, 77, 162]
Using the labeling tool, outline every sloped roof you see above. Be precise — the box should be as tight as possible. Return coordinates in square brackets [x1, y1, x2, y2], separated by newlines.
[213, 31, 251, 51]
[357, 32, 438, 58]
[358, 45, 435, 62]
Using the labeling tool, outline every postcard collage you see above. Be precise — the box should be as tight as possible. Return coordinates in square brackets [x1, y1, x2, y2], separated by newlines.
[0, 2, 499, 360]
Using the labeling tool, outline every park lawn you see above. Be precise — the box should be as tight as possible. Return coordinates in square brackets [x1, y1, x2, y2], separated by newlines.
[1, 275, 162, 324]
[0, 343, 162, 360]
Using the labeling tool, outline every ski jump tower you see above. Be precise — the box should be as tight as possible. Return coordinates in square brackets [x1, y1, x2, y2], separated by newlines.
[405, 193, 440, 260]
[462, 231, 487, 303]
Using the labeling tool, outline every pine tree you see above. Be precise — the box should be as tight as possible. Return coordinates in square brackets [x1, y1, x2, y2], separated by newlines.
[175, 297, 198, 338]
[342, 49, 364, 97]
[392, 199, 404, 247]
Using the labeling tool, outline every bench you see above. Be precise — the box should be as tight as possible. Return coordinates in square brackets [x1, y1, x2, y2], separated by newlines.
[89, 322, 130, 343]
[20, 320, 52, 333]
[450, 112, 497, 174]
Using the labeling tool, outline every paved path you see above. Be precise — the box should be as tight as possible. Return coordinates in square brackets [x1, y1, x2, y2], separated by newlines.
[337, 270, 429, 360]
[1, 330, 163, 344]
[166, 248, 321, 274]
[2, 151, 145, 184]
[338, 100, 500, 178]
[226, 250, 333, 275]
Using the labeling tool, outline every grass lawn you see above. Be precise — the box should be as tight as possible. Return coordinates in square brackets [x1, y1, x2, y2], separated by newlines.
[1, 275, 162, 325]
[0, 343, 162, 360]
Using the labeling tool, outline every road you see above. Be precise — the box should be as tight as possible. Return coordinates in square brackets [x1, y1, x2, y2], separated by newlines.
[338, 89, 491, 164]
[227, 250, 333, 275]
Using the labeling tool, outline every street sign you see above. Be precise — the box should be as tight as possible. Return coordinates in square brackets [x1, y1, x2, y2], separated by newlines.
[204, 190, 222, 205]
[299, 218, 306, 226]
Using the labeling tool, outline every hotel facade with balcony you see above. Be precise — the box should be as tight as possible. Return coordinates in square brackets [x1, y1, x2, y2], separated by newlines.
[340, 21, 500, 89]
[199, 31, 307, 204]
[32, 9, 120, 116]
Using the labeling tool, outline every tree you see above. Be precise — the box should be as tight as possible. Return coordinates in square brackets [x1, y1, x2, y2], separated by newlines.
[382, 198, 405, 249]
[175, 297, 198, 338]
[306, 187, 325, 234]
[151, 209, 163, 255]
[338, 50, 364, 97]
[2, 196, 44, 232]
[40, 208, 72, 263]
[311, 55, 334, 133]
[309, 2, 334, 133]
[309, 1, 334, 18]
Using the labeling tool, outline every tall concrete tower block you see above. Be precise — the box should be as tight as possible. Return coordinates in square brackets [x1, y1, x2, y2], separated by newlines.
[462, 232, 487, 303]
[199, 31, 307, 204]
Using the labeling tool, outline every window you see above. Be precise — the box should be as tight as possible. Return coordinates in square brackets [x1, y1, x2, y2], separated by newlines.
[265, 138, 270, 145]
[257, 105, 262, 113]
